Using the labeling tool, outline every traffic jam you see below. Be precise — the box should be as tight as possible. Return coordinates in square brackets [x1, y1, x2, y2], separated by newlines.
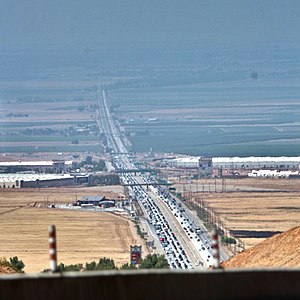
[114, 156, 214, 269]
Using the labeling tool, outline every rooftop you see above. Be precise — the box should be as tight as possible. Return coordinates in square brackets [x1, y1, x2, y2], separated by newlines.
[0, 160, 73, 167]
[0, 173, 74, 182]
[172, 156, 300, 163]
[79, 195, 105, 202]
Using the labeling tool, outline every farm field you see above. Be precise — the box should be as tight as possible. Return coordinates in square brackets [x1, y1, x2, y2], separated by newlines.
[173, 178, 300, 249]
[0, 186, 147, 273]
[112, 83, 300, 156]
[2, 45, 300, 157]
[0, 95, 103, 153]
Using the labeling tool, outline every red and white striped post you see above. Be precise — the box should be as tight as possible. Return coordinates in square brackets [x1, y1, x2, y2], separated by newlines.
[211, 228, 221, 269]
[48, 225, 58, 272]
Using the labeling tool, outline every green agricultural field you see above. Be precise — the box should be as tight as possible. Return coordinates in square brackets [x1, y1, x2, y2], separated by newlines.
[110, 77, 300, 156]
[0, 145, 102, 153]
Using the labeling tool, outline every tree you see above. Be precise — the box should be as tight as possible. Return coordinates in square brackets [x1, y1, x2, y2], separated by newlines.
[85, 261, 97, 271]
[93, 159, 106, 171]
[120, 263, 137, 270]
[97, 257, 117, 270]
[85, 258, 117, 271]
[221, 236, 237, 244]
[59, 263, 83, 272]
[85, 155, 93, 164]
[0, 257, 11, 268]
[90, 174, 120, 185]
[42, 263, 83, 273]
[9, 256, 25, 273]
[40, 255, 169, 273]
[139, 254, 169, 269]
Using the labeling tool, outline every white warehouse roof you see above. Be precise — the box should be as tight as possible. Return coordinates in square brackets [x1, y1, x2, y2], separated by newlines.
[0, 173, 74, 182]
[172, 156, 300, 164]
[0, 161, 73, 167]
[213, 156, 300, 163]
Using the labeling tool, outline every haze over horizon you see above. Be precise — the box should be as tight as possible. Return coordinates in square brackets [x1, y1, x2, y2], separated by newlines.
[1, 0, 300, 157]
[1, 0, 300, 48]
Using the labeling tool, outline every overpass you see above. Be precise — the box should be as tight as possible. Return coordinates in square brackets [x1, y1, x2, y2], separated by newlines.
[122, 182, 172, 187]
[0, 269, 299, 300]
[116, 169, 159, 174]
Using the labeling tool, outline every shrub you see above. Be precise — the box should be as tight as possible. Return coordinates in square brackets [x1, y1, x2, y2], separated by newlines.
[221, 236, 237, 244]
[9, 256, 25, 273]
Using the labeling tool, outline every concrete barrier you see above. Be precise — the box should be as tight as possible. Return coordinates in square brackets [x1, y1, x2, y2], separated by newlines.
[1, 268, 300, 300]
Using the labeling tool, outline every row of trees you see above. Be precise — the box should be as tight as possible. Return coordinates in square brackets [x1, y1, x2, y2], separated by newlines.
[90, 174, 120, 185]
[42, 254, 169, 273]
[73, 156, 107, 172]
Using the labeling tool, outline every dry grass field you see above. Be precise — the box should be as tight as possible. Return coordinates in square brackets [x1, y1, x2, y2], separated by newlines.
[174, 178, 300, 249]
[0, 187, 147, 273]
[199, 191, 300, 248]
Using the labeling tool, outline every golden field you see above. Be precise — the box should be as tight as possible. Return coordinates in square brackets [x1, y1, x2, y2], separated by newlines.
[0, 186, 147, 273]
[174, 178, 300, 248]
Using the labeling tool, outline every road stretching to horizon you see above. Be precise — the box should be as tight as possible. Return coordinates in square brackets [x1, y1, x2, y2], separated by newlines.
[97, 90, 229, 269]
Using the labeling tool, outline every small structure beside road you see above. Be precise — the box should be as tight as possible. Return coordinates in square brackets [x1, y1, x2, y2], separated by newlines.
[75, 195, 115, 208]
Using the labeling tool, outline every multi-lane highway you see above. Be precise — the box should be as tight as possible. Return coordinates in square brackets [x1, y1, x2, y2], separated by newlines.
[96, 90, 228, 269]
[97, 90, 127, 154]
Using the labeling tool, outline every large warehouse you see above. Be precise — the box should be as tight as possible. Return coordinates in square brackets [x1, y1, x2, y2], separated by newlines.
[0, 160, 73, 173]
[166, 156, 300, 169]
[0, 173, 90, 188]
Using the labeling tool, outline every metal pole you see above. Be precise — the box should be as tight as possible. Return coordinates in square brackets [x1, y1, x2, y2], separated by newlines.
[49, 225, 58, 272]
[211, 228, 221, 269]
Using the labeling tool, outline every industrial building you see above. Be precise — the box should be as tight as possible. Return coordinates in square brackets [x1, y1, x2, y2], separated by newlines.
[0, 160, 73, 173]
[212, 157, 300, 169]
[0, 173, 90, 188]
[166, 156, 201, 168]
[248, 169, 299, 178]
[166, 156, 300, 170]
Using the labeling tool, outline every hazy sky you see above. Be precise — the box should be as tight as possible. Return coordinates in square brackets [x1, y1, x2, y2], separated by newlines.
[1, 0, 300, 47]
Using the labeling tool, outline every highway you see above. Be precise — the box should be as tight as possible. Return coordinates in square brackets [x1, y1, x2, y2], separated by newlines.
[96, 90, 229, 269]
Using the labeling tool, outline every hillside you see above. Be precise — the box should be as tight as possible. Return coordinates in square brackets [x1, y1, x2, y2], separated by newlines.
[222, 226, 300, 268]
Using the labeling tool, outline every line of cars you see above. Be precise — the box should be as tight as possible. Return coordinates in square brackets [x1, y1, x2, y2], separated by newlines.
[98, 90, 127, 154]
[100, 92, 204, 269]
[142, 175, 215, 268]
[99, 92, 217, 269]
[136, 185, 194, 269]
[115, 157, 193, 269]
[115, 155, 215, 268]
